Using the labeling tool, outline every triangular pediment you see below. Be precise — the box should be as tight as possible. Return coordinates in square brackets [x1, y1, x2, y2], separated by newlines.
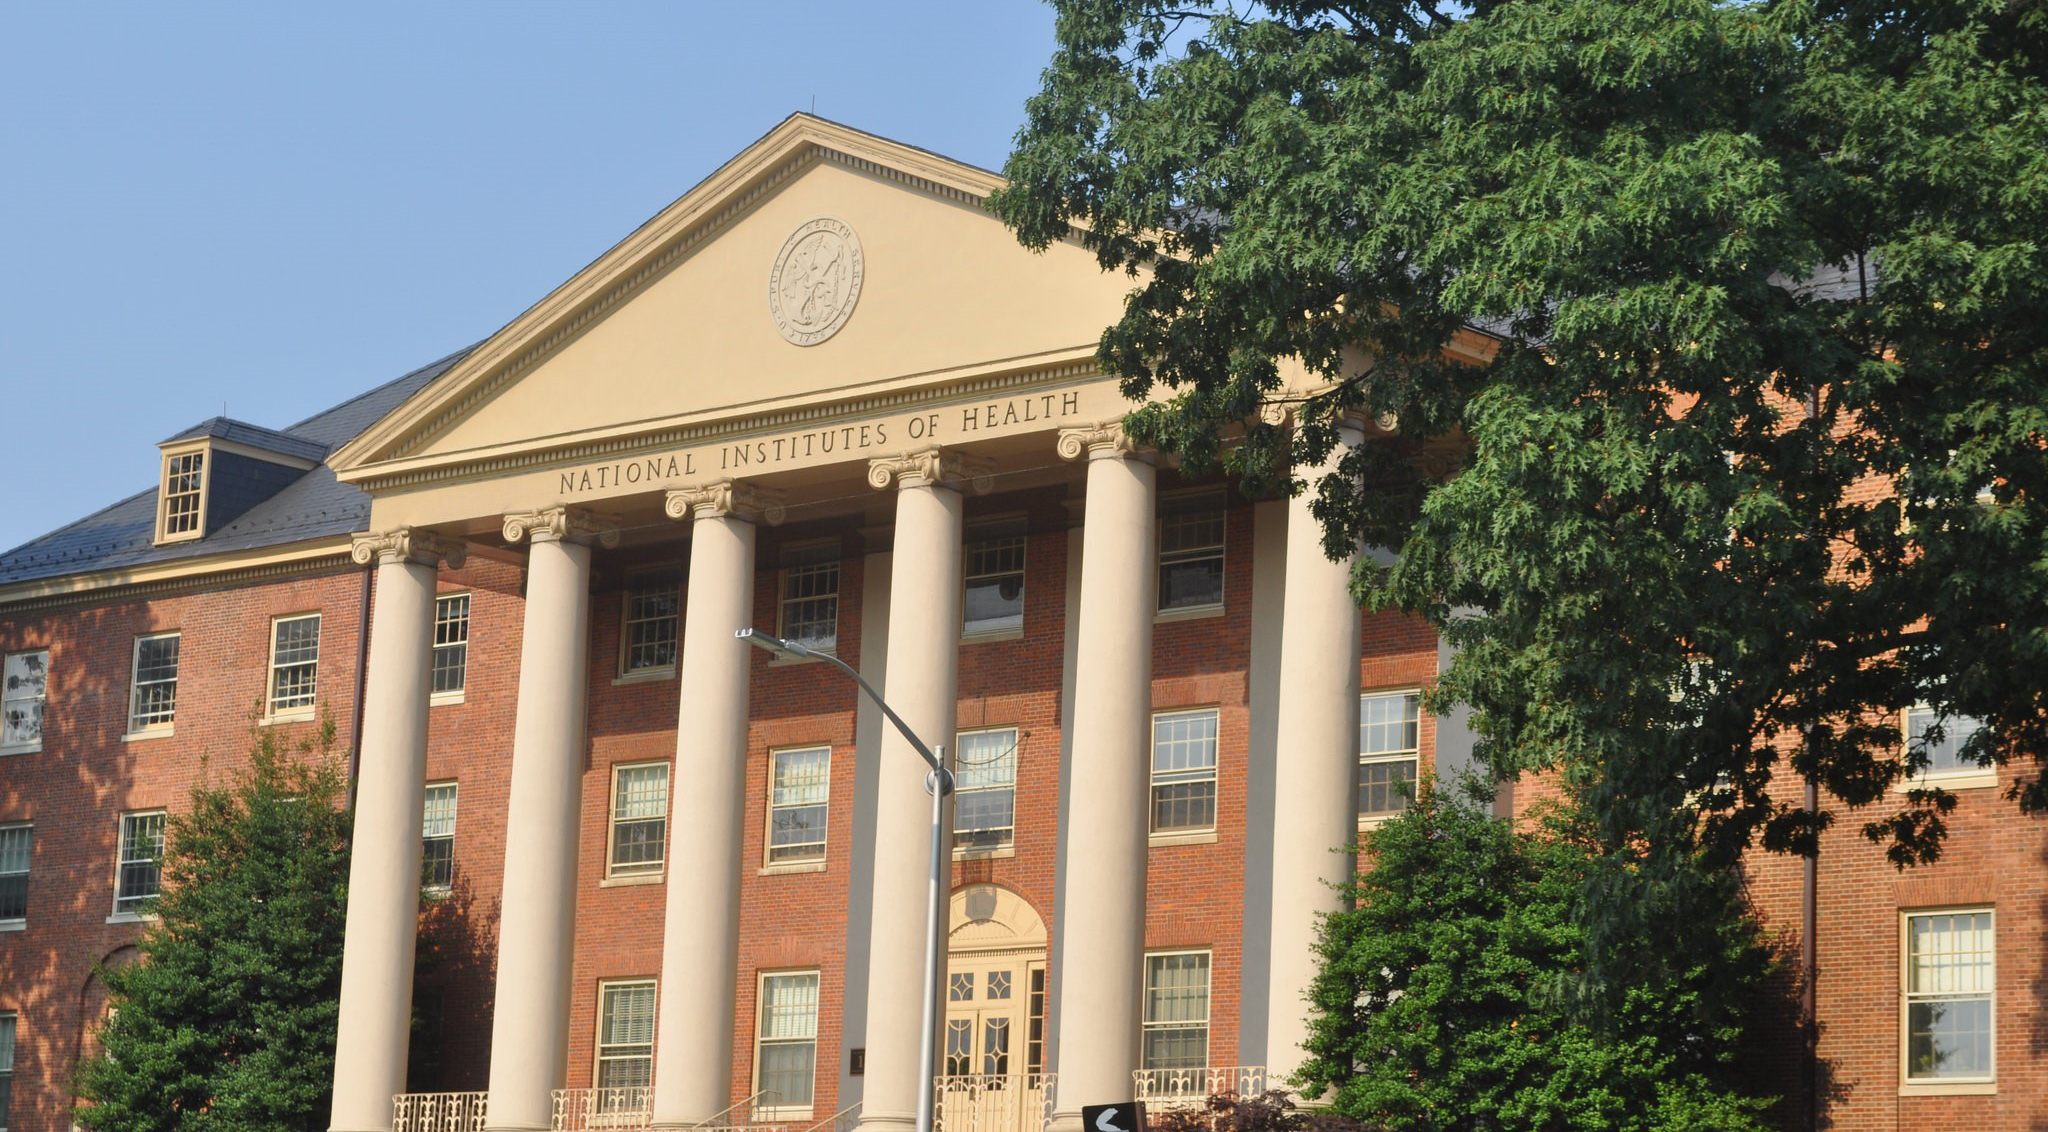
[332, 115, 1134, 486]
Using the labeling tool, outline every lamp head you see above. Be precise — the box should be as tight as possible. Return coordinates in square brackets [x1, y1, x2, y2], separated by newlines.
[736, 627, 811, 659]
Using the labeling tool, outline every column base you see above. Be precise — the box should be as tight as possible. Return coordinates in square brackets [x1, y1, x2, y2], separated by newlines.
[851, 1109, 916, 1132]
[481, 1122, 549, 1132]
[1045, 1111, 1086, 1132]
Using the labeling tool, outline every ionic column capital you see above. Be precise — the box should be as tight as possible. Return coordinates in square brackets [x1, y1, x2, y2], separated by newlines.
[501, 506, 621, 547]
[867, 446, 994, 494]
[1056, 421, 1155, 464]
[349, 527, 467, 569]
[664, 481, 787, 525]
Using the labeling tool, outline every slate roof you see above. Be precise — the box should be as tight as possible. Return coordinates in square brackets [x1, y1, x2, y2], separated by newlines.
[0, 347, 473, 587]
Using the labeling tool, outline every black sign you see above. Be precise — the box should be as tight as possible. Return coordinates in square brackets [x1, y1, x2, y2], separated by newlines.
[1082, 1102, 1145, 1132]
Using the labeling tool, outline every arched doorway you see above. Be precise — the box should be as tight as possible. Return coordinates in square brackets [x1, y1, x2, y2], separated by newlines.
[938, 885, 1050, 1132]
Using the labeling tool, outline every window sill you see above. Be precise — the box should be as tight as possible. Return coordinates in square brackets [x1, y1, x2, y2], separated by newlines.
[1898, 1079, 1996, 1097]
[260, 709, 315, 726]
[430, 690, 466, 706]
[0, 742, 42, 756]
[768, 651, 836, 668]
[760, 860, 829, 876]
[1155, 603, 1225, 624]
[1148, 829, 1218, 848]
[953, 845, 1016, 861]
[962, 626, 1025, 645]
[1895, 769, 2000, 793]
[1358, 812, 1406, 832]
[600, 872, 664, 888]
[755, 1109, 815, 1123]
[612, 667, 676, 687]
[0, 918, 23, 933]
[106, 910, 159, 925]
[123, 727, 175, 743]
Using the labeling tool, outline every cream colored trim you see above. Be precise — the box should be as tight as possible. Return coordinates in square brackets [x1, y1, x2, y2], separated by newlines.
[332, 117, 1013, 474]
[610, 668, 676, 687]
[763, 743, 832, 871]
[207, 436, 321, 470]
[121, 727, 175, 743]
[155, 440, 211, 544]
[598, 873, 664, 889]
[1899, 905, 1996, 1090]
[1146, 829, 1218, 848]
[1154, 604, 1224, 624]
[0, 539, 356, 612]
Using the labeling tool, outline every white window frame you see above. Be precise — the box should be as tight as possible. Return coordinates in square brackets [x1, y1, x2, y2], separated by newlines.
[1359, 689, 1422, 825]
[594, 978, 657, 1106]
[1140, 950, 1211, 1071]
[765, 745, 831, 870]
[953, 727, 1019, 855]
[112, 810, 166, 920]
[1901, 705, 1994, 791]
[1157, 490, 1227, 617]
[266, 614, 321, 720]
[156, 444, 208, 543]
[0, 823, 28, 930]
[962, 529, 1027, 639]
[1150, 707, 1220, 841]
[421, 782, 457, 893]
[0, 650, 48, 755]
[1901, 907, 1995, 1093]
[127, 632, 181, 736]
[777, 542, 841, 656]
[753, 969, 820, 1118]
[431, 593, 470, 703]
[618, 570, 681, 678]
[606, 762, 671, 882]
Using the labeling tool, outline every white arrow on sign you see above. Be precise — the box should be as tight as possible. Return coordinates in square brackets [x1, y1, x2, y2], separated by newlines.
[1094, 1109, 1122, 1132]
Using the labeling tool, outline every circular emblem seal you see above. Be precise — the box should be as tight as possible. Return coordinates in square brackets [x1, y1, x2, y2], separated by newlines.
[769, 218, 864, 346]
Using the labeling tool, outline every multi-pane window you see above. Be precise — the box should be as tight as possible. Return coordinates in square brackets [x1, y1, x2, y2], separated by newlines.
[0, 1013, 14, 1131]
[780, 545, 840, 654]
[595, 980, 657, 1100]
[768, 746, 830, 865]
[421, 783, 457, 892]
[1906, 706, 1984, 776]
[1, 651, 47, 752]
[161, 449, 205, 538]
[268, 615, 321, 716]
[955, 728, 1018, 851]
[963, 534, 1026, 635]
[128, 633, 180, 733]
[1158, 495, 1226, 611]
[608, 763, 670, 878]
[1905, 910, 1994, 1081]
[621, 573, 680, 674]
[1360, 691, 1422, 819]
[756, 972, 820, 1111]
[115, 811, 166, 916]
[1151, 709, 1219, 834]
[0, 825, 28, 923]
[1141, 951, 1211, 1070]
[432, 594, 470, 696]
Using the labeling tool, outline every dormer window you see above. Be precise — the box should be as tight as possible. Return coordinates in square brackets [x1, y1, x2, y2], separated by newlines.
[158, 448, 208, 542]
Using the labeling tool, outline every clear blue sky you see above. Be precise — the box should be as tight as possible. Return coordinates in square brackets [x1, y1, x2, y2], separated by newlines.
[0, 1, 1062, 552]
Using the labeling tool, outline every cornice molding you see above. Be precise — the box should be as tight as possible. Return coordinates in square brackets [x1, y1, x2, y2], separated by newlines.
[501, 506, 622, 547]
[0, 548, 357, 614]
[664, 481, 787, 525]
[867, 446, 996, 494]
[349, 528, 468, 569]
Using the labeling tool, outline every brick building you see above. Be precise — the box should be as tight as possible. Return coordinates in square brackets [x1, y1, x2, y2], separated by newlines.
[0, 116, 2040, 1132]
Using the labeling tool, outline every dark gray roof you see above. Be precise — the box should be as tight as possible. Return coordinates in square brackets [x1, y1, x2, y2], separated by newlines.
[0, 347, 472, 588]
[159, 417, 330, 464]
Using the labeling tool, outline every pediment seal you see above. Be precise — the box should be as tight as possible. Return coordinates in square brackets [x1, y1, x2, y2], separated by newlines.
[769, 217, 864, 346]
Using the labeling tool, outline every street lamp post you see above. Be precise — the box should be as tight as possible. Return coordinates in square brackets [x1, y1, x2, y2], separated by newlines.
[736, 628, 953, 1132]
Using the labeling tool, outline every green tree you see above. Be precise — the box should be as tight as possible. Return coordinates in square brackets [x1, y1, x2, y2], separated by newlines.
[1301, 782, 1778, 1132]
[993, 0, 2048, 879]
[74, 721, 351, 1132]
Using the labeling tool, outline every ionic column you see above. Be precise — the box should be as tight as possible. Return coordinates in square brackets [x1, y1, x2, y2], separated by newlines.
[853, 448, 980, 1132]
[331, 529, 464, 1132]
[1049, 424, 1156, 1131]
[485, 507, 614, 1132]
[651, 483, 782, 1127]
[1265, 425, 1364, 1081]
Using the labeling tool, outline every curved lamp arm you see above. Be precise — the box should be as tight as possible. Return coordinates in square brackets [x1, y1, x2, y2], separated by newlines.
[736, 628, 952, 791]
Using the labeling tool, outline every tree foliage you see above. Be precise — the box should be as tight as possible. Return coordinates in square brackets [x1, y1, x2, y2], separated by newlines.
[1300, 783, 1779, 1131]
[994, 0, 2048, 878]
[74, 721, 351, 1132]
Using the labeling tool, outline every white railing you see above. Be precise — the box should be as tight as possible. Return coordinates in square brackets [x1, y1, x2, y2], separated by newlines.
[392, 1091, 489, 1132]
[933, 1073, 1055, 1132]
[1131, 1066, 1269, 1111]
[800, 1103, 863, 1132]
[552, 1086, 655, 1130]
